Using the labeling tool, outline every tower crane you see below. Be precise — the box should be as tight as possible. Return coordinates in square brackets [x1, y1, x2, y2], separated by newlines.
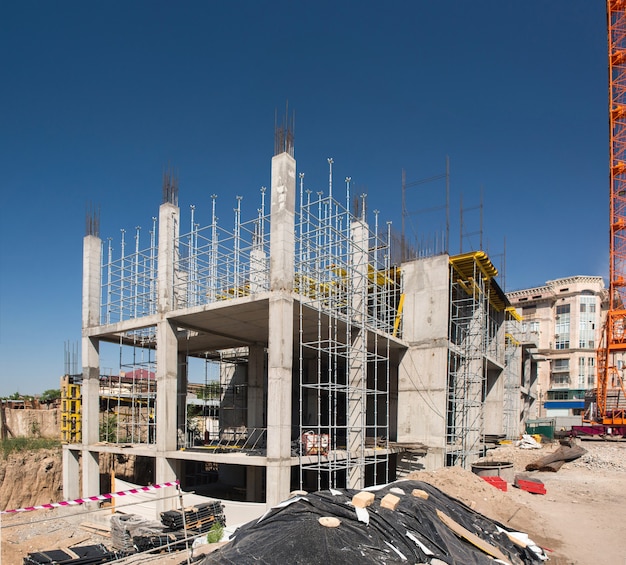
[596, 0, 626, 429]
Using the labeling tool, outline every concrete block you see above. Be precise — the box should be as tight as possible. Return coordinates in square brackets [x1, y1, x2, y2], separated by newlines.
[411, 489, 429, 500]
[380, 493, 401, 511]
[352, 491, 375, 508]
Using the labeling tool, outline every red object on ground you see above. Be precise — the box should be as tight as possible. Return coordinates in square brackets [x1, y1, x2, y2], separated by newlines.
[480, 476, 508, 492]
[515, 477, 547, 495]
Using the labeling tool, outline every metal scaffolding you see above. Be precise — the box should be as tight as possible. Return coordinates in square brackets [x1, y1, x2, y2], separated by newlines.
[295, 168, 399, 490]
[174, 190, 270, 308]
[446, 256, 489, 468]
[100, 327, 157, 445]
[101, 221, 158, 325]
[503, 318, 522, 439]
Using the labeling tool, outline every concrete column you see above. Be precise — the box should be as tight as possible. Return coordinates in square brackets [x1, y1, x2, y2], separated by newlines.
[248, 345, 265, 428]
[81, 234, 102, 496]
[397, 256, 450, 470]
[266, 150, 296, 507]
[82, 450, 99, 498]
[484, 368, 504, 435]
[155, 199, 182, 513]
[177, 352, 188, 439]
[348, 220, 368, 489]
[156, 319, 179, 452]
[158, 201, 179, 313]
[155, 457, 181, 515]
[246, 467, 264, 502]
[62, 448, 80, 500]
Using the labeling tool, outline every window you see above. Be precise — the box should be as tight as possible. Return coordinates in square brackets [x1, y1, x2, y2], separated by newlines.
[547, 390, 569, 400]
[553, 359, 569, 371]
[552, 373, 570, 385]
[579, 296, 597, 349]
[555, 304, 570, 349]
[587, 356, 596, 387]
[551, 358, 570, 386]
[578, 357, 585, 388]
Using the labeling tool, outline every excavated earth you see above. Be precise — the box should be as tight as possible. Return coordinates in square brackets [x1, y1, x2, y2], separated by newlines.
[2, 441, 626, 564]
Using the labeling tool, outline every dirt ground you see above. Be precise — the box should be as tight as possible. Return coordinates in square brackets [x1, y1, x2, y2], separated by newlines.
[2, 439, 625, 564]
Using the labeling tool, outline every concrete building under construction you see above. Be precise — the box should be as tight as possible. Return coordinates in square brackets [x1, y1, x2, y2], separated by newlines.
[63, 130, 528, 512]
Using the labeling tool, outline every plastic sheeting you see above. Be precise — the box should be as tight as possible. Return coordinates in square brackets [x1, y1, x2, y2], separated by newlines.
[201, 480, 546, 565]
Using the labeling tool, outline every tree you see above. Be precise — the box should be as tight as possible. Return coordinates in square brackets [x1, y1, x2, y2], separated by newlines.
[40, 389, 61, 403]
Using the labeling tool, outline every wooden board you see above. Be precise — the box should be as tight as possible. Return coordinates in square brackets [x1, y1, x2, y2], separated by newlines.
[436, 509, 511, 564]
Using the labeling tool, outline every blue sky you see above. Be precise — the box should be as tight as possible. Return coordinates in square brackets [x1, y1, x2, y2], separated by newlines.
[0, 1, 607, 396]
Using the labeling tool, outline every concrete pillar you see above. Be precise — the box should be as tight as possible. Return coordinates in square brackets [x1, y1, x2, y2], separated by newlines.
[155, 457, 181, 515]
[155, 200, 182, 512]
[158, 201, 179, 312]
[266, 150, 296, 507]
[397, 256, 450, 470]
[156, 319, 179, 452]
[177, 352, 188, 439]
[81, 234, 102, 496]
[62, 447, 80, 500]
[82, 450, 99, 498]
[246, 467, 264, 502]
[348, 220, 368, 489]
[248, 345, 265, 450]
[484, 368, 504, 435]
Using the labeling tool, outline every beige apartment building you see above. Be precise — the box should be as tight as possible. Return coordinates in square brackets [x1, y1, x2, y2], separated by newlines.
[507, 276, 607, 421]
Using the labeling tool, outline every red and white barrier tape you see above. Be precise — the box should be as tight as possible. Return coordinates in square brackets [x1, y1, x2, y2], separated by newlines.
[1, 480, 180, 514]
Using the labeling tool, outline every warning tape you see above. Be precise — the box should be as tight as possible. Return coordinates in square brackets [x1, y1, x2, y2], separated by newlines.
[1, 480, 180, 514]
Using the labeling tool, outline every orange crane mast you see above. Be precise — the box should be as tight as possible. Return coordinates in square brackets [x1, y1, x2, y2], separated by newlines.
[598, 0, 626, 427]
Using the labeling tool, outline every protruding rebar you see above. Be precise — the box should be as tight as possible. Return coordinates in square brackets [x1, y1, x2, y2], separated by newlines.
[162, 169, 179, 205]
[85, 203, 100, 237]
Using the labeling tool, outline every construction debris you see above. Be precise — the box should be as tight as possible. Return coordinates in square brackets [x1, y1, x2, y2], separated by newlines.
[525, 442, 587, 473]
[24, 501, 226, 564]
[200, 480, 547, 564]
[515, 435, 543, 450]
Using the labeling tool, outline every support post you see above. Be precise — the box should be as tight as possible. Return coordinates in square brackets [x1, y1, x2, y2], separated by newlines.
[81, 233, 102, 498]
[266, 150, 296, 507]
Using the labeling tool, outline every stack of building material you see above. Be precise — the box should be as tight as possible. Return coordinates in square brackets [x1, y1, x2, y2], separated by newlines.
[132, 532, 187, 553]
[110, 513, 166, 551]
[160, 501, 225, 534]
[23, 544, 117, 564]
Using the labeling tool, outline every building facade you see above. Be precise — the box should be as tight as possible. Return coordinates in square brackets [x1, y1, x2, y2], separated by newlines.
[507, 277, 607, 421]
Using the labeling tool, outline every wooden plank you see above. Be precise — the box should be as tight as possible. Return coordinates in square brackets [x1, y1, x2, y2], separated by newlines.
[436, 509, 511, 564]
[80, 522, 111, 537]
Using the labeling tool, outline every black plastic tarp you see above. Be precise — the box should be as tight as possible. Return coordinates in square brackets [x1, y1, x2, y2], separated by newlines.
[201, 480, 545, 565]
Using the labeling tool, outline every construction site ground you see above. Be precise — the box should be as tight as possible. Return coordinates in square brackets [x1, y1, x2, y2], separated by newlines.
[1, 439, 625, 565]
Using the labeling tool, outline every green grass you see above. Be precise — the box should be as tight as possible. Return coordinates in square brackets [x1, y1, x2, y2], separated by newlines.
[0, 437, 62, 459]
[206, 521, 224, 544]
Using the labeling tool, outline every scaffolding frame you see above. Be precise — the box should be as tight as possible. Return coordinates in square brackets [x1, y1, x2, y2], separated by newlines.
[174, 190, 270, 308]
[447, 257, 489, 468]
[295, 171, 398, 490]
[101, 220, 158, 325]
[502, 327, 522, 439]
[99, 327, 157, 445]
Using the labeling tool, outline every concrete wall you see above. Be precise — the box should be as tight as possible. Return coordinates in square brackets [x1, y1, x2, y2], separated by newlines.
[1, 408, 59, 439]
[398, 255, 450, 470]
